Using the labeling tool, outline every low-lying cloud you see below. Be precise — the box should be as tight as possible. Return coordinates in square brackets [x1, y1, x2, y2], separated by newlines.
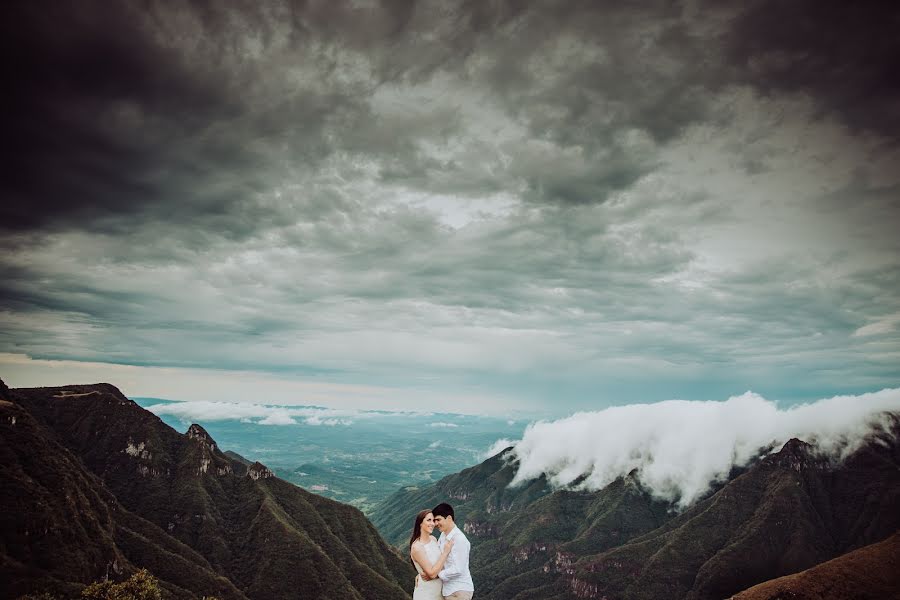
[484, 438, 515, 459]
[304, 416, 353, 427]
[144, 399, 452, 426]
[146, 400, 360, 426]
[507, 388, 900, 508]
[259, 411, 298, 426]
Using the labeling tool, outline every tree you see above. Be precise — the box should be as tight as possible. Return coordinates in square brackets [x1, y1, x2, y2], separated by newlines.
[80, 570, 161, 600]
[18, 570, 221, 600]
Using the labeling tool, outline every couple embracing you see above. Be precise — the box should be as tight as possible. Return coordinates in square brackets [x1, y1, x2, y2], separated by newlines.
[409, 503, 474, 600]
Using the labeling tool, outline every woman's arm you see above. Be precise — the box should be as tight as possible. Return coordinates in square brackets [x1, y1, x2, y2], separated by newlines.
[435, 535, 468, 580]
[410, 540, 455, 580]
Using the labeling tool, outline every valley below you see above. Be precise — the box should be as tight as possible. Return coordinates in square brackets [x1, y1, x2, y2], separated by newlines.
[136, 397, 525, 515]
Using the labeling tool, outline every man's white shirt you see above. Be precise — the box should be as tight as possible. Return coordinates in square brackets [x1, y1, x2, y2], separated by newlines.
[437, 525, 474, 595]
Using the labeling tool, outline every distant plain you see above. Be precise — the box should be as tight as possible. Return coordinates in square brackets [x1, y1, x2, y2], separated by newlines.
[136, 397, 523, 514]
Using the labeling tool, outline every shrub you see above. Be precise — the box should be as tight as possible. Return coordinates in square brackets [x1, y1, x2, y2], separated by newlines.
[81, 570, 161, 600]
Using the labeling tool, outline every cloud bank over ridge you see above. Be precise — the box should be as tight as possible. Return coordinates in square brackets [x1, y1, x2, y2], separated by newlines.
[508, 388, 900, 508]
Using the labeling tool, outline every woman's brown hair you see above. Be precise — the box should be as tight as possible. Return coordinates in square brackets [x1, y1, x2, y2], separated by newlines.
[408, 509, 432, 564]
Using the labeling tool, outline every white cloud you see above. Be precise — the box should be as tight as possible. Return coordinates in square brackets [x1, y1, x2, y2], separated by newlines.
[142, 399, 359, 425]
[304, 416, 352, 426]
[854, 313, 900, 337]
[484, 438, 514, 459]
[148, 400, 274, 421]
[509, 389, 900, 509]
[258, 411, 297, 425]
[137, 397, 474, 428]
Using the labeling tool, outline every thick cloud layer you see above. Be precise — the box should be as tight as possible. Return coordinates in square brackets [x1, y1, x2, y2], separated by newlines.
[5, 0, 897, 234]
[509, 389, 900, 507]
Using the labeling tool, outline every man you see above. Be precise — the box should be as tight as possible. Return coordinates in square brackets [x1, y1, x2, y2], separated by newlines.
[431, 502, 474, 599]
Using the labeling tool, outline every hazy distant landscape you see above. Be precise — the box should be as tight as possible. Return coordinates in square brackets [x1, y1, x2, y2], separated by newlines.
[137, 398, 523, 513]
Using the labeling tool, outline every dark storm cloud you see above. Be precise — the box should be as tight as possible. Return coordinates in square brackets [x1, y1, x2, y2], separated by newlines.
[724, 0, 900, 140]
[1, 1, 376, 235]
[360, 0, 719, 204]
[1, 0, 723, 235]
[5, 0, 896, 235]
[3, 2, 232, 230]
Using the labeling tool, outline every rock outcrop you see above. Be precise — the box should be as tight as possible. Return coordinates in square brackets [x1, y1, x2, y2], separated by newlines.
[247, 461, 274, 480]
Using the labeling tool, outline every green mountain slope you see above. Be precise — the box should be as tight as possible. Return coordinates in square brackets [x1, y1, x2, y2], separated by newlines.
[373, 418, 900, 600]
[570, 431, 900, 600]
[0, 382, 246, 600]
[729, 529, 900, 600]
[7, 381, 415, 599]
[372, 447, 554, 547]
[372, 447, 674, 598]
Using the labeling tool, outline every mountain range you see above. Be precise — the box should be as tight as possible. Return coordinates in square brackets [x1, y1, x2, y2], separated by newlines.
[4, 376, 899, 599]
[0, 379, 414, 600]
[372, 415, 900, 599]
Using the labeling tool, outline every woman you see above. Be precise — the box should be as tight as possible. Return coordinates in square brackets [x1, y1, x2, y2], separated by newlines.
[409, 509, 454, 599]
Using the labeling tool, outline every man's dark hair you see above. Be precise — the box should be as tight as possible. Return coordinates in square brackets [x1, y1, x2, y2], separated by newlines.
[432, 502, 454, 520]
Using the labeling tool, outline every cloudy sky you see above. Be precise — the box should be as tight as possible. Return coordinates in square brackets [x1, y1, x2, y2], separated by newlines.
[1, 0, 898, 414]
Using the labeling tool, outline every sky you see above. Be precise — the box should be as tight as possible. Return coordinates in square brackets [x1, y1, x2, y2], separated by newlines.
[1, 0, 899, 415]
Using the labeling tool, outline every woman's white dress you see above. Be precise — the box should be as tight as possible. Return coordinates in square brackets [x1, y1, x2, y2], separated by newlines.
[412, 539, 443, 600]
